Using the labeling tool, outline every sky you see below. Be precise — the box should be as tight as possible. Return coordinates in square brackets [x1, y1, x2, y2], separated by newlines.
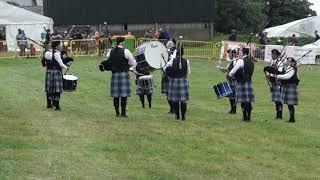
[309, 0, 320, 16]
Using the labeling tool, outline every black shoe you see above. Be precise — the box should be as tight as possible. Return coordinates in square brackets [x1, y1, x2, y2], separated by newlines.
[116, 113, 120, 117]
[120, 114, 128, 118]
[55, 106, 61, 111]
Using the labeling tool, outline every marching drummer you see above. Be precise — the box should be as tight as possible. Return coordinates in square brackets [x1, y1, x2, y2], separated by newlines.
[135, 65, 153, 109]
[164, 47, 191, 121]
[43, 41, 68, 111]
[106, 37, 137, 117]
[219, 48, 238, 114]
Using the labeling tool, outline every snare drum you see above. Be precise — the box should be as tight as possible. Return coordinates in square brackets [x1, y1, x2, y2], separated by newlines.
[135, 41, 168, 72]
[63, 74, 78, 92]
[138, 75, 153, 90]
[213, 81, 232, 97]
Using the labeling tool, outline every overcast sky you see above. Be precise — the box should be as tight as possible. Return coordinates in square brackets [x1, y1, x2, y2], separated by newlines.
[309, 0, 320, 16]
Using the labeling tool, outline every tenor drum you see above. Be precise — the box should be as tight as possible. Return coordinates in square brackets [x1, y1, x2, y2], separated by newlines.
[63, 74, 78, 92]
[138, 75, 153, 90]
[135, 41, 168, 72]
[213, 81, 232, 97]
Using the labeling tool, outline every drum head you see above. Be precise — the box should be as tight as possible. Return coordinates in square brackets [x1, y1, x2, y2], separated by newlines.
[63, 74, 78, 80]
[139, 75, 153, 80]
[144, 41, 168, 69]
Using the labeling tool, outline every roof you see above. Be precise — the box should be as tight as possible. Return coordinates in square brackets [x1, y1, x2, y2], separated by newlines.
[0, 1, 53, 25]
[264, 16, 320, 37]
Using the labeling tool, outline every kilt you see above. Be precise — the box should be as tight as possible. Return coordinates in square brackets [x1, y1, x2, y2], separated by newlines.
[168, 78, 189, 102]
[271, 82, 282, 102]
[161, 75, 169, 94]
[110, 72, 131, 97]
[227, 79, 236, 99]
[281, 84, 298, 105]
[235, 81, 255, 103]
[45, 69, 63, 94]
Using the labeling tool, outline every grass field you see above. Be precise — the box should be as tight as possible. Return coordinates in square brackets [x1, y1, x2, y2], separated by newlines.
[0, 57, 320, 179]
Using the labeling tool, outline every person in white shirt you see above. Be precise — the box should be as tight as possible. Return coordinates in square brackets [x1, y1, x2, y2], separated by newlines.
[266, 57, 299, 123]
[164, 48, 190, 121]
[106, 37, 137, 117]
[267, 49, 284, 119]
[228, 47, 255, 122]
[219, 48, 238, 114]
[44, 41, 68, 110]
[161, 39, 178, 114]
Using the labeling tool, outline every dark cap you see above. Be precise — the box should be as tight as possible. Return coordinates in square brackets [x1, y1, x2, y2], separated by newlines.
[116, 37, 125, 45]
[242, 47, 250, 55]
[271, 49, 281, 55]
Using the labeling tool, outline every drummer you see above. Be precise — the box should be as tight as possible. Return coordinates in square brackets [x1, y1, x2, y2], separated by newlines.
[161, 38, 177, 114]
[135, 66, 153, 108]
[219, 48, 238, 114]
[44, 41, 68, 111]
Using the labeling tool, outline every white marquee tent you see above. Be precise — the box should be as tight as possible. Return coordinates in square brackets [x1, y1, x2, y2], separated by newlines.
[0, 1, 53, 51]
[264, 16, 320, 37]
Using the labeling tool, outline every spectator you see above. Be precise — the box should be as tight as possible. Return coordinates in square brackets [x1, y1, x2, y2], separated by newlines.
[259, 31, 268, 45]
[229, 29, 237, 41]
[144, 29, 153, 39]
[16, 29, 28, 56]
[314, 30, 320, 42]
[158, 28, 167, 40]
[289, 34, 298, 46]
[27, 43, 36, 58]
[0, 32, 4, 51]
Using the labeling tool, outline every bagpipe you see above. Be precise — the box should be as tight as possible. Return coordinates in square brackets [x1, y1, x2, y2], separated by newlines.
[98, 59, 112, 71]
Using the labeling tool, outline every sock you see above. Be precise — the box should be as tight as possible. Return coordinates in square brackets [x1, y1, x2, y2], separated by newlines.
[113, 97, 120, 115]
[181, 102, 187, 120]
[139, 95, 145, 108]
[121, 97, 127, 116]
[147, 94, 152, 108]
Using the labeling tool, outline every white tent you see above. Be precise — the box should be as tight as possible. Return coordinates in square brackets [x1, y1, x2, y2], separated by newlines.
[0, 1, 53, 51]
[264, 16, 320, 37]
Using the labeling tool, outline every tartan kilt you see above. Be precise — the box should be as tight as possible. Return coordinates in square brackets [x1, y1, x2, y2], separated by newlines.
[235, 81, 255, 103]
[110, 72, 131, 97]
[271, 83, 282, 102]
[168, 78, 189, 102]
[227, 79, 236, 99]
[45, 69, 63, 94]
[161, 75, 169, 94]
[281, 84, 298, 105]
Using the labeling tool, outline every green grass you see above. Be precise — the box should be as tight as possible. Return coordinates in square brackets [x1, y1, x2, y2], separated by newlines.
[0, 57, 320, 179]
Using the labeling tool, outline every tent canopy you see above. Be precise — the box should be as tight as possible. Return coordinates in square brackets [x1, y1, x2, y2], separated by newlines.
[264, 16, 320, 38]
[0, 1, 53, 51]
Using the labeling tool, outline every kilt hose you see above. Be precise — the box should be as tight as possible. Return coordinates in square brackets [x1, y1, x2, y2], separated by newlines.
[110, 72, 131, 97]
[281, 84, 298, 105]
[45, 69, 63, 96]
[168, 78, 189, 102]
[235, 81, 255, 103]
[271, 82, 282, 102]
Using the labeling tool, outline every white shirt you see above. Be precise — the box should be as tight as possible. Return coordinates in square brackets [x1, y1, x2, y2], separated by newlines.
[270, 58, 284, 72]
[164, 57, 191, 76]
[226, 58, 237, 69]
[274, 66, 295, 80]
[106, 45, 137, 68]
[44, 50, 68, 70]
[228, 56, 246, 77]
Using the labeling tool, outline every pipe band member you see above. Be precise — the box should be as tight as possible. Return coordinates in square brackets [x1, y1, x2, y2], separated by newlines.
[162, 38, 177, 114]
[228, 47, 255, 122]
[44, 41, 68, 111]
[268, 49, 284, 119]
[267, 57, 299, 123]
[106, 37, 137, 117]
[164, 48, 190, 121]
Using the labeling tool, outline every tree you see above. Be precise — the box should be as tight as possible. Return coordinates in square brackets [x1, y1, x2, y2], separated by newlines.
[265, 0, 317, 28]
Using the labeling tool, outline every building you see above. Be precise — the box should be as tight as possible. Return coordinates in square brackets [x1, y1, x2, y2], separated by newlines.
[43, 0, 215, 40]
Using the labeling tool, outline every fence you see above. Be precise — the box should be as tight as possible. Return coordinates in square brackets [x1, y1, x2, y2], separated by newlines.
[1, 38, 219, 60]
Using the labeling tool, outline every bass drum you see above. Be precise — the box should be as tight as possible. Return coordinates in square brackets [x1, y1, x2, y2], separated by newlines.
[135, 41, 168, 72]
